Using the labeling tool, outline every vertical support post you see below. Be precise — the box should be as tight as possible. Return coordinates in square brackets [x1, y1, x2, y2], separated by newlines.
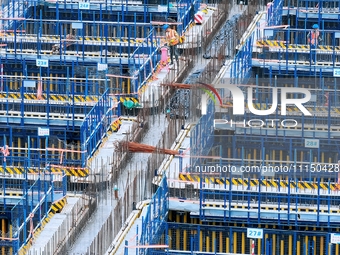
[66, 66, 70, 98]
[0, 63, 3, 92]
[45, 136, 49, 166]
[199, 156, 203, 219]
[328, 97, 331, 140]
[179, 150, 183, 173]
[288, 177, 291, 225]
[85, 67, 88, 98]
[309, 149, 312, 181]
[316, 176, 320, 227]
[51, 171, 54, 206]
[190, 235, 194, 255]
[56, 3, 59, 35]
[28, 135, 31, 167]
[124, 240, 128, 255]
[38, 167, 41, 223]
[14, 20, 17, 55]
[294, 148, 297, 186]
[20, 69, 24, 126]
[241, 146, 244, 171]
[2, 177, 5, 211]
[44, 169, 48, 215]
[293, 231, 297, 255]
[136, 224, 139, 255]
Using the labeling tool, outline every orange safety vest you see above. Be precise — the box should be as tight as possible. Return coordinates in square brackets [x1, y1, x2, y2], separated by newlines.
[308, 30, 319, 45]
[166, 29, 179, 46]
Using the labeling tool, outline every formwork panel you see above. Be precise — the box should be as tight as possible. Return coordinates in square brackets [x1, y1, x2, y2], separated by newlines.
[165, 215, 340, 255]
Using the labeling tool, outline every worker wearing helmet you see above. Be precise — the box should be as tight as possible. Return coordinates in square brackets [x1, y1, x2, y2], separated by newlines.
[163, 24, 180, 66]
[307, 24, 322, 63]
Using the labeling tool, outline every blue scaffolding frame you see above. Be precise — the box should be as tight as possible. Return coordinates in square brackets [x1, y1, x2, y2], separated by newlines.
[0, 0, 198, 177]
[190, 99, 215, 168]
[0, 171, 66, 254]
[127, 176, 169, 255]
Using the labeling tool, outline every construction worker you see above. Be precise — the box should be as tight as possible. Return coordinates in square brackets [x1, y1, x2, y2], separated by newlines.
[114, 184, 118, 199]
[307, 24, 322, 63]
[163, 24, 180, 67]
[51, 44, 60, 54]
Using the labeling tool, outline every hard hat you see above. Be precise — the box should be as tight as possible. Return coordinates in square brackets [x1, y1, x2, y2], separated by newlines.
[312, 24, 319, 29]
[162, 24, 169, 30]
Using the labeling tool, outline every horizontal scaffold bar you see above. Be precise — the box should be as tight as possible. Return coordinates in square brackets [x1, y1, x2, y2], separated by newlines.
[7, 147, 86, 153]
[252, 58, 340, 69]
[213, 125, 340, 138]
[0, 165, 89, 177]
[125, 245, 169, 248]
[256, 40, 340, 52]
[0, 17, 26, 20]
[106, 74, 138, 79]
[1, 49, 151, 64]
[45, 3, 177, 13]
[0, 74, 107, 81]
[45, 0, 142, 4]
[0, 111, 85, 125]
[2, 34, 157, 46]
[24, 18, 156, 26]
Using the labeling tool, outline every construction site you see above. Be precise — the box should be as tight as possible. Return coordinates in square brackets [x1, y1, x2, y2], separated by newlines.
[0, 0, 339, 254]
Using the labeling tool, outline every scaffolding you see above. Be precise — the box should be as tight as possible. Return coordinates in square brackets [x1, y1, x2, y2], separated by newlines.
[0, 172, 67, 254]
[0, 0, 199, 177]
[0, 0, 197, 252]
[126, 176, 169, 255]
[232, 0, 340, 81]
[152, 0, 340, 254]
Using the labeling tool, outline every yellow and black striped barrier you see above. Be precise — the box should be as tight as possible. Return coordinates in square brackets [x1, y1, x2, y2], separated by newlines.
[0, 166, 89, 177]
[256, 40, 340, 51]
[48, 166, 89, 177]
[111, 118, 122, 132]
[179, 173, 338, 190]
[0, 92, 99, 103]
[109, 116, 139, 133]
[51, 197, 67, 213]
[0, 166, 26, 175]
[119, 97, 139, 104]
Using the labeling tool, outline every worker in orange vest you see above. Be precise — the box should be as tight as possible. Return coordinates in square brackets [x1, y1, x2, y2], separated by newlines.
[163, 24, 180, 67]
[307, 24, 322, 64]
